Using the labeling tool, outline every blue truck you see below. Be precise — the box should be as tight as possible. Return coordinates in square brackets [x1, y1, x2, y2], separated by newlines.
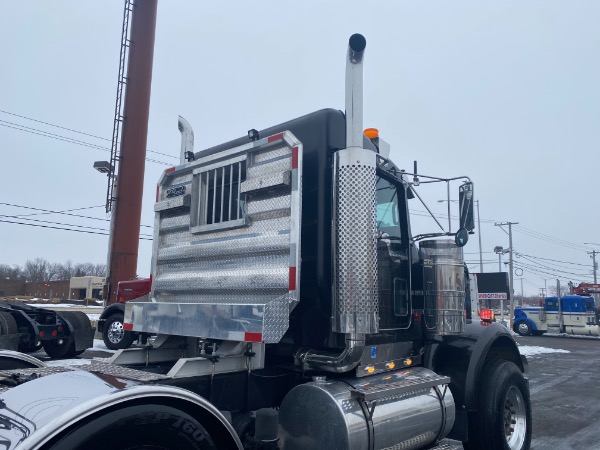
[514, 295, 599, 336]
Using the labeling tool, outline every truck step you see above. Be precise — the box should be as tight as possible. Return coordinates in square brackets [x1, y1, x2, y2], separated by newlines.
[350, 367, 450, 403]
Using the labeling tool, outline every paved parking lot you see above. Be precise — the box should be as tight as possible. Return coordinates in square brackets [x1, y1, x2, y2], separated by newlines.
[515, 334, 600, 450]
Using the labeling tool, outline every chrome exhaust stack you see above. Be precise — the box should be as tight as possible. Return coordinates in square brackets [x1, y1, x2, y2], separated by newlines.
[178, 115, 194, 164]
[300, 34, 379, 373]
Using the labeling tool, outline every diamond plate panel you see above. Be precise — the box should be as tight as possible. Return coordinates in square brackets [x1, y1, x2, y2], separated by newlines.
[147, 135, 302, 343]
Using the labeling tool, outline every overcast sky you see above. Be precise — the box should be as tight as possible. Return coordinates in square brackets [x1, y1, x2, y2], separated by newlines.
[1, 1, 599, 296]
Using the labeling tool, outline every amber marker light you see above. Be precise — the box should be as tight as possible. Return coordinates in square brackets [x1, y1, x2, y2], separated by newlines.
[363, 128, 379, 139]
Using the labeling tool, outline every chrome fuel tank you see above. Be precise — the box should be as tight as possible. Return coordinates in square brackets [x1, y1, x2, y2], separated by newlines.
[279, 367, 455, 450]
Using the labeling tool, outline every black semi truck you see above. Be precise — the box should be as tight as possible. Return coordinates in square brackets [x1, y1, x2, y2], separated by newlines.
[0, 34, 530, 450]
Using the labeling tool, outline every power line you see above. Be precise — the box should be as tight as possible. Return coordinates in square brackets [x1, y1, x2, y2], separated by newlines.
[0, 219, 152, 240]
[0, 214, 153, 237]
[0, 120, 170, 166]
[0, 109, 177, 160]
[0, 204, 104, 219]
[0, 202, 153, 228]
[514, 252, 590, 267]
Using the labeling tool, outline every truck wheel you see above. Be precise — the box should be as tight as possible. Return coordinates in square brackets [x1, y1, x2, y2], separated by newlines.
[463, 359, 532, 450]
[515, 322, 531, 336]
[46, 404, 222, 450]
[42, 336, 75, 359]
[0, 312, 18, 336]
[103, 313, 134, 350]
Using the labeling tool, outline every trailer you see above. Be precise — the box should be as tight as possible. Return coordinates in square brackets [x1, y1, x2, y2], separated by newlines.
[0, 35, 531, 450]
[514, 295, 599, 336]
[0, 302, 94, 358]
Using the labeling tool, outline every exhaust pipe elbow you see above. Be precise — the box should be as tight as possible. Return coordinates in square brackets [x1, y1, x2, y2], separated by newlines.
[178, 115, 194, 164]
[295, 334, 365, 373]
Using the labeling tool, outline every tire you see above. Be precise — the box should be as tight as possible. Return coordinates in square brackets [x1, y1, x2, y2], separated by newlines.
[19, 342, 43, 353]
[515, 321, 531, 336]
[0, 312, 18, 336]
[463, 359, 532, 450]
[46, 404, 223, 450]
[103, 313, 135, 350]
[42, 336, 75, 359]
[43, 312, 80, 359]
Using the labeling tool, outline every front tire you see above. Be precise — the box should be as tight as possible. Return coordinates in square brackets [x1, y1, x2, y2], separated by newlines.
[515, 322, 531, 336]
[102, 313, 135, 350]
[463, 359, 532, 450]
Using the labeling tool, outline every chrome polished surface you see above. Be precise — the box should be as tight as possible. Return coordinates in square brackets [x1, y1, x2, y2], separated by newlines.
[345, 33, 366, 148]
[279, 367, 455, 450]
[333, 147, 379, 335]
[0, 349, 46, 369]
[0, 370, 242, 450]
[178, 115, 194, 164]
[136, 132, 303, 343]
[420, 240, 466, 335]
[505, 385, 527, 450]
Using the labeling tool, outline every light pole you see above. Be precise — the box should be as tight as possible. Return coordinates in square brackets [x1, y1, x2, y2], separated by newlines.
[438, 199, 483, 272]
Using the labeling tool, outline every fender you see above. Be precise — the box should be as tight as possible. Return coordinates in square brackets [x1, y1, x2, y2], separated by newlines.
[0, 370, 242, 450]
[424, 321, 527, 440]
[513, 317, 538, 332]
[0, 349, 45, 370]
[96, 303, 126, 333]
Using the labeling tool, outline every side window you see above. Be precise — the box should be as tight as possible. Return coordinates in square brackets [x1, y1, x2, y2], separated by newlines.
[376, 177, 401, 241]
[191, 156, 247, 233]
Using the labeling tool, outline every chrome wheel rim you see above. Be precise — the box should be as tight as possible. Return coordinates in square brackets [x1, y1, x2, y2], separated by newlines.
[504, 385, 527, 450]
[108, 320, 124, 344]
[517, 323, 529, 335]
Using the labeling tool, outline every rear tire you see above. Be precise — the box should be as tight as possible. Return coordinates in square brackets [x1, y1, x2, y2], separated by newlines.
[463, 359, 532, 450]
[102, 313, 134, 350]
[42, 311, 83, 359]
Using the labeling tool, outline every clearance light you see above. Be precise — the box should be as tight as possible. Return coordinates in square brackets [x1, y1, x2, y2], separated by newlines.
[51, 330, 58, 337]
[364, 128, 379, 139]
[386, 362, 396, 370]
[365, 366, 375, 374]
[39, 331, 45, 338]
[57, 326, 63, 332]
[404, 358, 413, 366]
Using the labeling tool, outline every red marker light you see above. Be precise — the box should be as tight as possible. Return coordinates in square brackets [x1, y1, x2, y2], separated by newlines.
[480, 309, 495, 322]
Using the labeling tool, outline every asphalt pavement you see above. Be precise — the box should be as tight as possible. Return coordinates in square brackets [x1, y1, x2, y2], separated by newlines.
[514, 334, 600, 450]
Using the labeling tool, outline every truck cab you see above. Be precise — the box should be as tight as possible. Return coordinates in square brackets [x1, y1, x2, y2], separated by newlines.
[514, 295, 599, 336]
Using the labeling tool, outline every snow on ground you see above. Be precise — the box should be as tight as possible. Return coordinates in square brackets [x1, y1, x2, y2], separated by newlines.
[27, 303, 101, 309]
[87, 314, 101, 321]
[92, 339, 116, 353]
[517, 345, 570, 357]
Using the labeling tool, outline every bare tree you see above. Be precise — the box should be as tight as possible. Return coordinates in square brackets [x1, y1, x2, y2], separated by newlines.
[23, 258, 50, 282]
[92, 263, 107, 277]
[0, 264, 22, 280]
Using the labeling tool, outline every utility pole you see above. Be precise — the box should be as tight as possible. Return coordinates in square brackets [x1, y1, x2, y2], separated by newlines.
[495, 222, 518, 330]
[476, 200, 483, 273]
[520, 277, 524, 306]
[588, 250, 598, 283]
